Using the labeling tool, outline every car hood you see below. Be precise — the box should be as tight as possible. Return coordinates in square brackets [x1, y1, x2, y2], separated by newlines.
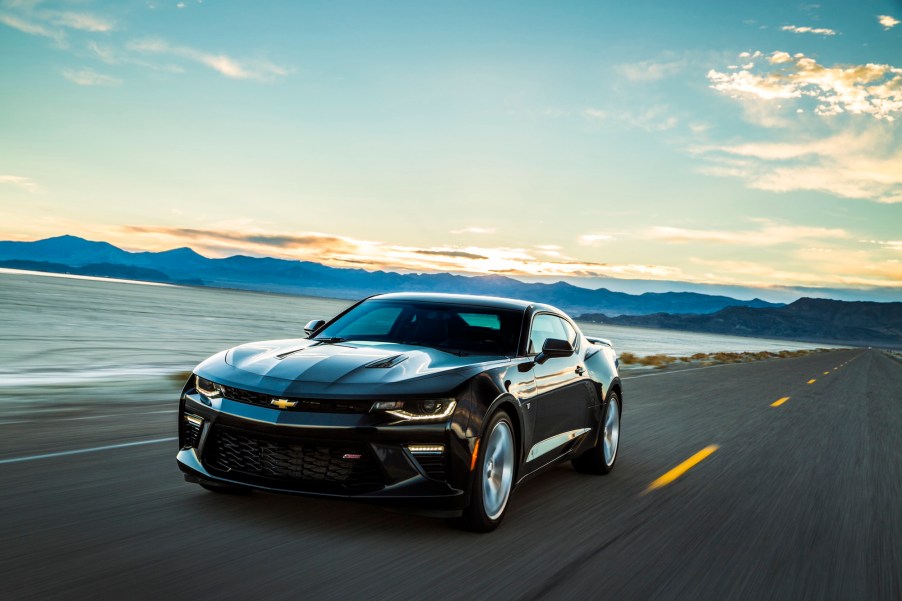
[195, 338, 511, 397]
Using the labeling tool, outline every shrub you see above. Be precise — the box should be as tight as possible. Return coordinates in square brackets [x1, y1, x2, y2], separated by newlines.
[618, 352, 639, 364]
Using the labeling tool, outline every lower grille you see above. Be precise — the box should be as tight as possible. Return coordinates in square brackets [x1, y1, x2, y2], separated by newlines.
[204, 425, 384, 492]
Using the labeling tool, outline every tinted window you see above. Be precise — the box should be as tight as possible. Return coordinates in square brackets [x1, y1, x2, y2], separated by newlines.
[459, 313, 501, 329]
[528, 313, 577, 354]
[333, 305, 403, 337]
[529, 314, 575, 354]
[316, 300, 523, 355]
[561, 319, 578, 346]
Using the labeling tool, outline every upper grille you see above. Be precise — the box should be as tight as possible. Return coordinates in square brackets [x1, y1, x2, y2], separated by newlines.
[204, 425, 384, 492]
[220, 385, 372, 413]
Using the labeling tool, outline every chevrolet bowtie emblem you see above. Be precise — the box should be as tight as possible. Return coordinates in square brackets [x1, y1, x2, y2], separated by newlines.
[270, 398, 297, 409]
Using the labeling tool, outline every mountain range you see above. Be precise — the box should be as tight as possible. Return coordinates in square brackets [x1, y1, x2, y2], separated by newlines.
[581, 298, 902, 348]
[0, 235, 780, 316]
[2, 235, 899, 347]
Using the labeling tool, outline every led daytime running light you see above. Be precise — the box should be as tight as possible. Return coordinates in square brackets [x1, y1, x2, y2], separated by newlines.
[195, 375, 222, 398]
[386, 400, 456, 422]
[408, 444, 445, 453]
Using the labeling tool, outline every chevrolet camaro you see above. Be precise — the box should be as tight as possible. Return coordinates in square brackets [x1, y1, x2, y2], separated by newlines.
[177, 292, 622, 531]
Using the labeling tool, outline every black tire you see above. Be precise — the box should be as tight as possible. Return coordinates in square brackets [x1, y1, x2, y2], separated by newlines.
[572, 391, 620, 475]
[200, 482, 251, 495]
[456, 411, 517, 532]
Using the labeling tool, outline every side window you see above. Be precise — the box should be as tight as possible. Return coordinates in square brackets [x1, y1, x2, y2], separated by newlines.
[529, 314, 569, 355]
[560, 319, 578, 347]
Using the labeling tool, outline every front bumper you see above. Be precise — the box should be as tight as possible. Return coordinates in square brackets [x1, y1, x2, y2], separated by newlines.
[177, 392, 471, 511]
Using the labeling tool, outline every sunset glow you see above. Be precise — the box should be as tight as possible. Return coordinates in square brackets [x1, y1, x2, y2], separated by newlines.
[0, 0, 899, 297]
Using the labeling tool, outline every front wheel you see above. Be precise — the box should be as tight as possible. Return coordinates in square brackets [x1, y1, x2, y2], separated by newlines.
[457, 412, 516, 532]
[572, 392, 620, 475]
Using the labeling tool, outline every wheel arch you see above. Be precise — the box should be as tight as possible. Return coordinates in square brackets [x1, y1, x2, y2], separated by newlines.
[485, 394, 524, 477]
[609, 377, 623, 414]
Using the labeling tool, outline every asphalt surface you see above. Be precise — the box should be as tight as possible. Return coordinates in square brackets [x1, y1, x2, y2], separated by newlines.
[2, 348, 900, 601]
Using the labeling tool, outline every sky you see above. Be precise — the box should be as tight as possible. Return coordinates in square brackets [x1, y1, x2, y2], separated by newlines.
[0, 0, 900, 302]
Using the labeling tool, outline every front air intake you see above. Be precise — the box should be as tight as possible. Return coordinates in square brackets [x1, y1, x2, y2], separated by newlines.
[408, 444, 447, 481]
[181, 413, 203, 448]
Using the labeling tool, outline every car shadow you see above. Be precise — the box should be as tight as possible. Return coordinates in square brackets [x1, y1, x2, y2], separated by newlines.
[181, 460, 636, 539]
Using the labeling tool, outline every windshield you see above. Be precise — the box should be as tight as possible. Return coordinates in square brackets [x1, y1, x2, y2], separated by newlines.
[314, 300, 524, 356]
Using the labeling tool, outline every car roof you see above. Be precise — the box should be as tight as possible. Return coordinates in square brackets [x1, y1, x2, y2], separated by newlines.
[369, 292, 539, 312]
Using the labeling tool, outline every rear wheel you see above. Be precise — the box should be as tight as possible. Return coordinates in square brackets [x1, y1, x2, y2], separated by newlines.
[457, 412, 516, 532]
[572, 391, 620, 475]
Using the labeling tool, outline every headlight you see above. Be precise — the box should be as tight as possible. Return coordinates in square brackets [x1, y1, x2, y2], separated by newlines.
[372, 399, 457, 422]
[195, 375, 224, 398]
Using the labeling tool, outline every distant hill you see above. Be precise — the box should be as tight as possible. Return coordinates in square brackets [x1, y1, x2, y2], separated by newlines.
[581, 298, 902, 348]
[0, 235, 783, 317]
[0, 259, 204, 286]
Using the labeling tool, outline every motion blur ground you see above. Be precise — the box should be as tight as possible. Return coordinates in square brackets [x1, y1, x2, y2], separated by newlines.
[2, 348, 900, 600]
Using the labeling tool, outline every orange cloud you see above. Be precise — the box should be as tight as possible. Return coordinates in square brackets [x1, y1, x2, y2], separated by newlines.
[708, 52, 902, 120]
[119, 225, 687, 281]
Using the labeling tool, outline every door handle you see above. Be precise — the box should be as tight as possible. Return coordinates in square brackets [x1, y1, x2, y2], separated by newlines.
[575, 365, 585, 376]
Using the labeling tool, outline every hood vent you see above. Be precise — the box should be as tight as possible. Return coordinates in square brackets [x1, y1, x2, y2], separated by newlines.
[365, 354, 408, 369]
[276, 346, 311, 360]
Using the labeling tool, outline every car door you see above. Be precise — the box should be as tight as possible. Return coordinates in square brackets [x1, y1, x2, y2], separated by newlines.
[525, 313, 593, 466]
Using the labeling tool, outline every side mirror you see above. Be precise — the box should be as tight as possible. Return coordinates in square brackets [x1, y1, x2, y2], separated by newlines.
[536, 338, 574, 364]
[304, 319, 326, 336]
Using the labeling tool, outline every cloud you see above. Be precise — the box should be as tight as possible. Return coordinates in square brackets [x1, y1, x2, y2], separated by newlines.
[415, 249, 489, 260]
[781, 25, 836, 36]
[708, 52, 902, 120]
[591, 105, 678, 131]
[1, 3, 286, 82]
[126, 226, 364, 254]
[878, 15, 899, 30]
[120, 225, 687, 281]
[127, 38, 289, 80]
[862, 239, 902, 251]
[87, 40, 185, 73]
[616, 59, 685, 82]
[695, 129, 902, 203]
[0, 175, 40, 193]
[62, 68, 120, 86]
[649, 220, 849, 246]
[46, 11, 114, 32]
[450, 226, 495, 235]
[87, 41, 117, 64]
[768, 51, 794, 65]
[0, 12, 64, 44]
[689, 257, 902, 288]
[578, 233, 615, 246]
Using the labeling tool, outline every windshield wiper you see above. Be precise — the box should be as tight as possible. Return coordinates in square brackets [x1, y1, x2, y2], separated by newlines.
[312, 337, 348, 343]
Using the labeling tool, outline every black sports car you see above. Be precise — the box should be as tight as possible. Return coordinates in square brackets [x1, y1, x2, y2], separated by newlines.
[177, 292, 622, 531]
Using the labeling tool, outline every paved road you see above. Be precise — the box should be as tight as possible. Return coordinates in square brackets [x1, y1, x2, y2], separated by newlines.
[2, 349, 900, 600]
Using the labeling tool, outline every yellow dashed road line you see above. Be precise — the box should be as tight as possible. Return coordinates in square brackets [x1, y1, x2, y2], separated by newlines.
[771, 396, 790, 407]
[645, 445, 719, 493]
[807, 379, 817, 384]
